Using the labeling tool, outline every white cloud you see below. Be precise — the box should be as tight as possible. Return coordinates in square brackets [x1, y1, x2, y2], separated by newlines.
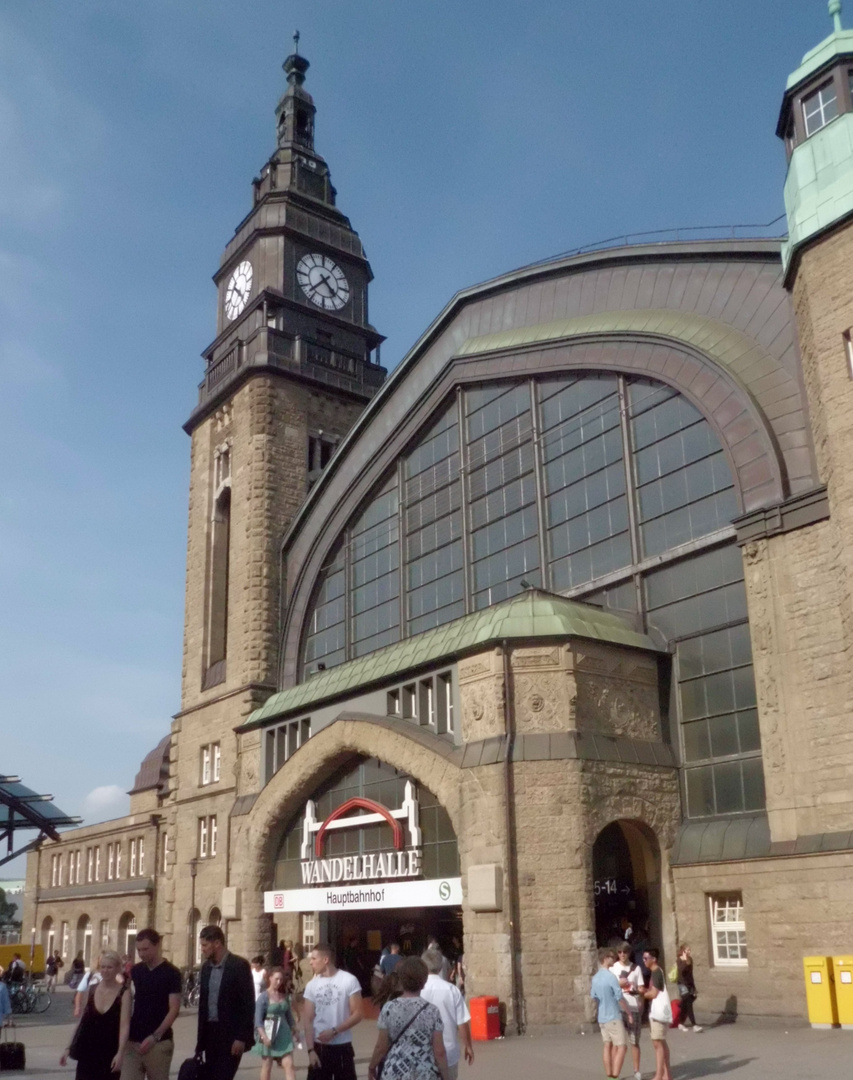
[80, 785, 129, 824]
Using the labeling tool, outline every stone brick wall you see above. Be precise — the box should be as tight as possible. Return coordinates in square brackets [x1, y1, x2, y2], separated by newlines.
[673, 851, 853, 1020]
[741, 220, 853, 842]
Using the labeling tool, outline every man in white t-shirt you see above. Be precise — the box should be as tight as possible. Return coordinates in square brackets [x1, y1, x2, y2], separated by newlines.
[420, 949, 474, 1080]
[613, 944, 644, 1080]
[302, 943, 363, 1080]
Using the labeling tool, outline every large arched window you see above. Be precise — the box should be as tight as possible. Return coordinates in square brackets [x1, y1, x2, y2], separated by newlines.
[302, 373, 761, 818]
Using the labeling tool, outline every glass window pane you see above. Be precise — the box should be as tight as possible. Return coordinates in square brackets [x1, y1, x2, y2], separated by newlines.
[737, 708, 761, 753]
[713, 760, 743, 814]
[686, 766, 715, 817]
[741, 757, 766, 811]
[682, 719, 711, 762]
[708, 714, 740, 758]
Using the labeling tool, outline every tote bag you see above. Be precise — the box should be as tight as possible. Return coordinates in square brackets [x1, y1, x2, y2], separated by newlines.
[649, 981, 673, 1025]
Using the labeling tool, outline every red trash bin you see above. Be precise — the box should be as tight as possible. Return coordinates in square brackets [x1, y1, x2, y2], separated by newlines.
[470, 996, 501, 1040]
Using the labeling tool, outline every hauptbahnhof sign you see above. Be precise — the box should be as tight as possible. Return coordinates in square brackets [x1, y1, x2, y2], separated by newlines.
[264, 782, 462, 913]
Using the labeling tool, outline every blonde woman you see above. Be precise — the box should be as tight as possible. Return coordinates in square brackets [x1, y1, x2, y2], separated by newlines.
[61, 951, 130, 1079]
[252, 967, 297, 1080]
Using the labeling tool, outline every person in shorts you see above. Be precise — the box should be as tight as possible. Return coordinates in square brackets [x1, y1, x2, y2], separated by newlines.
[642, 948, 672, 1080]
[614, 944, 644, 1080]
[589, 947, 628, 1080]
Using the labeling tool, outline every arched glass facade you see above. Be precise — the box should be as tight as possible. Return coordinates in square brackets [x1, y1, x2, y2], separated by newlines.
[302, 373, 762, 818]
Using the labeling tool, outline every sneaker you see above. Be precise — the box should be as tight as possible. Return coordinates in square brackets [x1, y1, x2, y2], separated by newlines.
[692, 1025, 703, 1033]
[634, 1072, 643, 1079]
[678, 1023, 689, 1031]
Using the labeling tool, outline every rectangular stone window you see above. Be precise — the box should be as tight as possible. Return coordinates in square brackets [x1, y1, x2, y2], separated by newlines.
[301, 913, 316, 953]
[107, 844, 115, 881]
[200, 742, 221, 786]
[803, 79, 839, 136]
[709, 894, 748, 967]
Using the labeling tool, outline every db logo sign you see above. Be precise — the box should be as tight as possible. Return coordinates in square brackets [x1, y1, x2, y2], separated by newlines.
[273, 894, 284, 909]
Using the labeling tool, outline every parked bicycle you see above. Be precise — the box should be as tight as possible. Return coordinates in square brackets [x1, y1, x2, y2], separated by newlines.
[182, 968, 200, 1008]
[9, 982, 51, 1014]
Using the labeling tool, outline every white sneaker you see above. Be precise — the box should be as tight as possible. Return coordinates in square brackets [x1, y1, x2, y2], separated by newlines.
[678, 1023, 689, 1031]
[634, 1072, 643, 1079]
[692, 1025, 703, 1033]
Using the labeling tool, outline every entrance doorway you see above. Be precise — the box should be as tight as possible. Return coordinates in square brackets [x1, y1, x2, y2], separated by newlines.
[325, 905, 463, 995]
[592, 820, 661, 950]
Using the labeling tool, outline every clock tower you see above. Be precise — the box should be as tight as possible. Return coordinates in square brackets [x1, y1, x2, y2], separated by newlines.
[160, 46, 386, 952]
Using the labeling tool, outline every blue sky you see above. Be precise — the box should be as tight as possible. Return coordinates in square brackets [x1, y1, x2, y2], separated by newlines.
[0, 1, 827, 864]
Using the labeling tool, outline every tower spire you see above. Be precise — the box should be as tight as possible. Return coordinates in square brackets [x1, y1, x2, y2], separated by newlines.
[276, 36, 314, 147]
[830, 0, 844, 32]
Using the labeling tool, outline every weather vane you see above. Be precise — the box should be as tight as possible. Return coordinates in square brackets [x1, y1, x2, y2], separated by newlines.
[293, 30, 300, 55]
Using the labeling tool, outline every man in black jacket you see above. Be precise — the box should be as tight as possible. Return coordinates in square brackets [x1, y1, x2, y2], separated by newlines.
[195, 925, 255, 1080]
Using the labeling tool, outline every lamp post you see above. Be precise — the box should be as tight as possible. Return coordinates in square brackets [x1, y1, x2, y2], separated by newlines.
[188, 858, 198, 968]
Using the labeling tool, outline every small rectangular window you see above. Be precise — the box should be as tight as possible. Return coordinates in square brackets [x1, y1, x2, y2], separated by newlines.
[201, 746, 211, 785]
[129, 839, 137, 878]
[437, 672, 454, 735]
[387, 689, 400, 716]
[87, 848, 95, 883]
[107, 844, 115, 881]
[198, 818, 208, 859]
[160, 833, 169, 874]
[803, 80, 839, 136]
[419, 679, 434, 727]
[138, 838, 145, 875]
[403, 683, 417, 719]
[709, 894, 748, 967]
[61, 922, 69, 958]
[100, 919, 110, 949]
[301, 912, 316, 953]
[115, 843, 122, 878]
[95, 848, 101, 881]
[210, 816, 218, 857]
[213, 743, 221, 782]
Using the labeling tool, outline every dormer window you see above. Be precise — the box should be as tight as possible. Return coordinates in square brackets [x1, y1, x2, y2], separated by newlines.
[803, 79, 839, 136]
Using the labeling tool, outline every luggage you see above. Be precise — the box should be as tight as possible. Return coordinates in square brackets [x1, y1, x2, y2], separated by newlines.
[0, 1025, 25, 1071]
[177, 1054, 206, 1080]
[670, 998, 681, 1029]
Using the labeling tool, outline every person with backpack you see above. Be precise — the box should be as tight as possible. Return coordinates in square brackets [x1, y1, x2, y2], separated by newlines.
[613, 944, 644, 1080]
[641, 949, 672, 1080]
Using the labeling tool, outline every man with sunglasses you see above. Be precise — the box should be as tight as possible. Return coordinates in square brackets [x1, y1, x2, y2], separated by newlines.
[613, 944, 644, 1080]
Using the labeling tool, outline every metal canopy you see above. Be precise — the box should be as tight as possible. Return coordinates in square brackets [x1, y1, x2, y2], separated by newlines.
[0, 775, 81, 868]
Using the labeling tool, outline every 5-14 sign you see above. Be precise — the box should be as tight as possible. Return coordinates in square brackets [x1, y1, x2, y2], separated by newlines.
[594, 878, 631, 897]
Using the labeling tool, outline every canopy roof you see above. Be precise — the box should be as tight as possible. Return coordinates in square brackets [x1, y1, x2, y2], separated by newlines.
[241, 590, 659, 731]
[0, 775, 81, 868]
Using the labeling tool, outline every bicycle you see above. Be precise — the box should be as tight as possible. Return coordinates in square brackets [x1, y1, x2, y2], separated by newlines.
[182, 969, 200, 1008]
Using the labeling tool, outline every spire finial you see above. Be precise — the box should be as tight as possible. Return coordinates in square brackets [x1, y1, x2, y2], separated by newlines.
[830, 0, 844, 32]
[293, 29, 300, 55]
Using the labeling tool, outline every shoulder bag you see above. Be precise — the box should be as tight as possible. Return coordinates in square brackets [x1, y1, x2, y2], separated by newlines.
[375, 1001, 428, 1080]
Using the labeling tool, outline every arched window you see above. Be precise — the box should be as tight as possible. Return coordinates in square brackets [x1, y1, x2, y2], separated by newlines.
[302, 374, 761, 819]
[204, 446, 231, 688]
[207, 907, 222, 928]
[77, 916, 93, 967]
[41, 917, 54, 959]
[119, 913, 137, 960]
[188, 908, 202, 966]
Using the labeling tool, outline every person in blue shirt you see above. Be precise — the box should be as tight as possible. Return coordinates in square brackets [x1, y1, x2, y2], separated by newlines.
[590, 947, 629, 1080]
[0, 980, 12, 1027]
[379, 944, 403, 977]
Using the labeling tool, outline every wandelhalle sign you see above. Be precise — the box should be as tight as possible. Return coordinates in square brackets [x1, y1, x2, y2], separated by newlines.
[263, 782, 462, 913]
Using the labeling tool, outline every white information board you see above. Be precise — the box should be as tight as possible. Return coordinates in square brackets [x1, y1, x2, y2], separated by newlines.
[264, 877, 463, 913]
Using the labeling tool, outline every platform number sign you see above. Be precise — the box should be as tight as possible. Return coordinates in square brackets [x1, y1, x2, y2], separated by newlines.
[594, 879, 631, 897]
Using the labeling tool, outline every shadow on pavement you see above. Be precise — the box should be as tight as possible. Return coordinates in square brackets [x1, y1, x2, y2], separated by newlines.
[673, 1056, 757, 1078]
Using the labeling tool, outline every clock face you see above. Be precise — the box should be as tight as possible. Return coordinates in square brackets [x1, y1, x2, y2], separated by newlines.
[296, 253, 350, 311]
[224, 260, 253, 321]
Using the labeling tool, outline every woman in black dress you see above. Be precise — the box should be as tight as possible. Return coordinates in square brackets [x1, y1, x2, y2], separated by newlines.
[61, 951, 130, 1078]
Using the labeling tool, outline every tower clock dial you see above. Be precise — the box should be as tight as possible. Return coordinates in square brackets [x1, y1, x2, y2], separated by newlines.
[224, 260, 253, 321]
[296, 253, 350, 311]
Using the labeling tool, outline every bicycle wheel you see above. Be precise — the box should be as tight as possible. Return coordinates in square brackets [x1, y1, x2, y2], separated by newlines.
[33, 989, 51, 1013]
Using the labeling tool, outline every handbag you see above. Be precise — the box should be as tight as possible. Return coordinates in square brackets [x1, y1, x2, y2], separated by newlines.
[0, 1024, 25, 1071]
[177, 1054, 206, 1080]
[375, 1002, 428, 1080]
[263, 1016, 280, 1042]
[650, 980, 673, 1025]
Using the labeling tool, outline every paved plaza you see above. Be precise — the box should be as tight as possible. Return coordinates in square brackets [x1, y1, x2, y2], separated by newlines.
[7, 990, 850, 1080]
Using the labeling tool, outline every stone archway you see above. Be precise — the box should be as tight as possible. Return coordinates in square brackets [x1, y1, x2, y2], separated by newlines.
[233, 716, 466, 958]
[592, 819, 663, 950]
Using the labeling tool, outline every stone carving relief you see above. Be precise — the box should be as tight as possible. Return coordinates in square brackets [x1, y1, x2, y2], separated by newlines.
[575, 675, 659, 740]
[460, 678, 504, 742]
[513, 672, 575, 733]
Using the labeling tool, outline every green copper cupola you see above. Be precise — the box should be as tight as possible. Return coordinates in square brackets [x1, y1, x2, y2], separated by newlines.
[779, 1, 853, 280]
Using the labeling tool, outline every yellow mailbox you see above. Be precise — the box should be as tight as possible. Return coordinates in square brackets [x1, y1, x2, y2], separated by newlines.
[832, 955, 853, 1029]
[803, 956, 838, 1028]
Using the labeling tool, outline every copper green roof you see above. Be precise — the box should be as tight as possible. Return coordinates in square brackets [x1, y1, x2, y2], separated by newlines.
[239, 591, 659, 730]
